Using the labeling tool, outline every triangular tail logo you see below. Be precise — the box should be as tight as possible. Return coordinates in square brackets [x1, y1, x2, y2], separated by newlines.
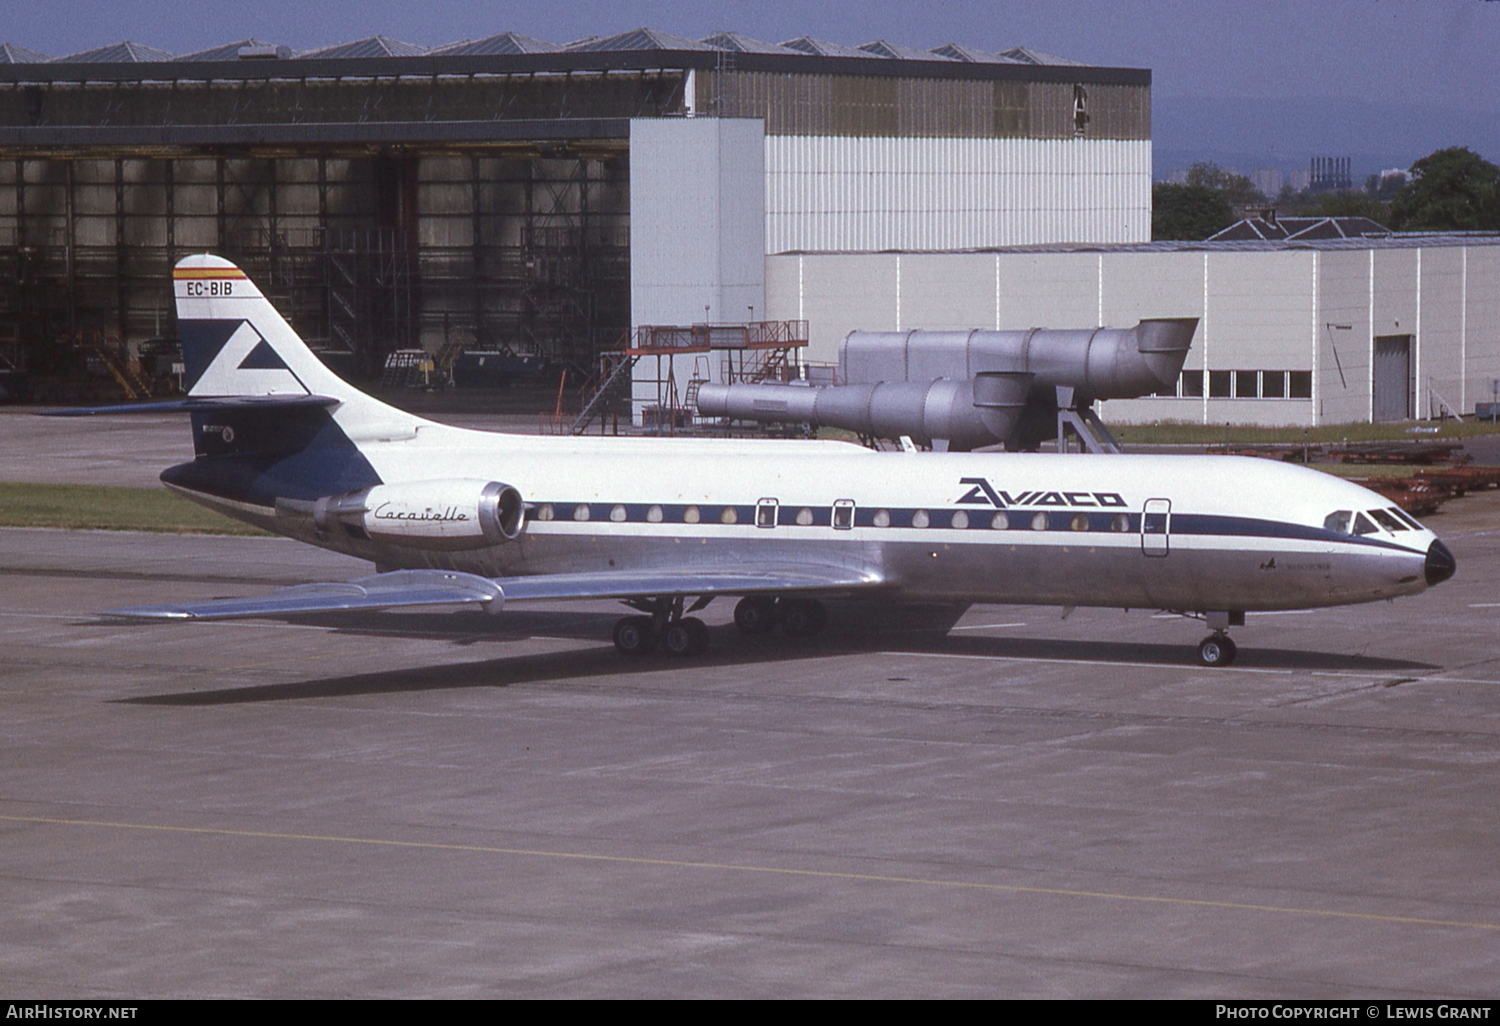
[238, 339, 289, 371]
[186, 320, 308, 397]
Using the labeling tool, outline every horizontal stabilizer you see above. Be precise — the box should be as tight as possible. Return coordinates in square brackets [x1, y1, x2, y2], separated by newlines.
[101, 564, 887, 621]
[43, 395, 342, 417]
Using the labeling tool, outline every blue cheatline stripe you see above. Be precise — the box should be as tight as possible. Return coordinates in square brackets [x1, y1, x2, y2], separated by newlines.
[523, 502, 1420, 553]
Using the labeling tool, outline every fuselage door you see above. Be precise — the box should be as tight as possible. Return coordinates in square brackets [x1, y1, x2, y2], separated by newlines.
[1141, 498, 1171, 557]
[756, 498, 779, 528]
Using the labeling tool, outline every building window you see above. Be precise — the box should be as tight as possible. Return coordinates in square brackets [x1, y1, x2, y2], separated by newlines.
[1182, 369, 1312, 399]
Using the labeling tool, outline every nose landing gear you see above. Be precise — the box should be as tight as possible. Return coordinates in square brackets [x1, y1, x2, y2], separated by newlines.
[1196, 610, 1244, 667]
[1197, 633, 1237, 667]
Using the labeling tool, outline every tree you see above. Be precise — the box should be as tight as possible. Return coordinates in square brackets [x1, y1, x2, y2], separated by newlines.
[1183, 162, 1265, 210]
[1152, 183, 1236, 240]
[1390, 147, 1500, 231]
[1307, 190, 1390, 223]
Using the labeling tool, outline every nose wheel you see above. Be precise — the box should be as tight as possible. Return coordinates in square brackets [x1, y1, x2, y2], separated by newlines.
[1197, 633, 1237, 667]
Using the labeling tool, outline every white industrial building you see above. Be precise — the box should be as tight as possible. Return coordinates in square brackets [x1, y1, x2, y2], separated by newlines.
[761, 237, 1500, 426]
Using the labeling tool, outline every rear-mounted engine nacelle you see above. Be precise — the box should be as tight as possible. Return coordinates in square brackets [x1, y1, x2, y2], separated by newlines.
[313, 479, 525, 549]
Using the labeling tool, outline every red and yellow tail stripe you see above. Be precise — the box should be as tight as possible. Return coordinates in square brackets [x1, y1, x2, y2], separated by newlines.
[173, 267, 248, 280]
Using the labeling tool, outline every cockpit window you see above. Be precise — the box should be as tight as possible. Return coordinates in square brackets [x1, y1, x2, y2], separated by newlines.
[1369, 509, 1408, 532]
[1352, 512, 1379, 536]
[1324, 510, 1353, 534]
[1390, 507, 1424, 530]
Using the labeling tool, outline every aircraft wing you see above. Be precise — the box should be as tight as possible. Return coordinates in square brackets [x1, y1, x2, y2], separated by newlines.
[102, 564, 887, 621]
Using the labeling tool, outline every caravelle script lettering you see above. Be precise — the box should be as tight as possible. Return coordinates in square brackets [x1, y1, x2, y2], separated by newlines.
[373, 503, 470, 523]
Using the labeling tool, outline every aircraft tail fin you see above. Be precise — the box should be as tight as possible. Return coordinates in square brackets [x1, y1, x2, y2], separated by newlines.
[173, 254, 421, 439]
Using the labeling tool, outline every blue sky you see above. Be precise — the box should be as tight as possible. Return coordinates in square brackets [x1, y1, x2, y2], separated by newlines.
[3, 1, 1496, 171]
[3, 0, 1495, 108]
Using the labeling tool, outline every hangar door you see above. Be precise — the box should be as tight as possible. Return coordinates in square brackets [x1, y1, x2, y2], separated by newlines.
[1373, 335, 1414, 422]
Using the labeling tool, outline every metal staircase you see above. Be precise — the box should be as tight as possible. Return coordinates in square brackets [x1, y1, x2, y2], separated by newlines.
[82, 332, 152, 400]
[570, 351, 639, 434]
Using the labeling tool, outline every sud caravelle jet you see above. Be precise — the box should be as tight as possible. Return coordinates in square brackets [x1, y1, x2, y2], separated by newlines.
[61, 255, 1456, 667]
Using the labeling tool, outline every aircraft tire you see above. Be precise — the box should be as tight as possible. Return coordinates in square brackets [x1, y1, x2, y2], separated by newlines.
[780, 598, 827, 637]
[613, 615, 657, 656]
[734, 596, 777, 634]
[663, 617, 708, 657]
[1198, 635, 1237, 667]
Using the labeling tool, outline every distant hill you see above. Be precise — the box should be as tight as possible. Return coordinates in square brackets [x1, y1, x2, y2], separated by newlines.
[1152, 96, 1500, 180]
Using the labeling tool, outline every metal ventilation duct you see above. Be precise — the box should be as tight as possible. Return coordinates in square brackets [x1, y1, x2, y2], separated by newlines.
[695, 317, 1196, 451]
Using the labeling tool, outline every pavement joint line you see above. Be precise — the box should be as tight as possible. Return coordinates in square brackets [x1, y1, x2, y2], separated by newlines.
[948, 622, 1028, 631]
[3, 812, 1496, 933]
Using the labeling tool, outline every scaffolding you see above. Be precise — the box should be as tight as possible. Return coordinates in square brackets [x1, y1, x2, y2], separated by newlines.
[569, 320, 810, 435]
[0, 148, 630, 398]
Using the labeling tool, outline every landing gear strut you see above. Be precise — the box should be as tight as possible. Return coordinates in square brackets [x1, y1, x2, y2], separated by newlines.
[613, 595, 710, 657]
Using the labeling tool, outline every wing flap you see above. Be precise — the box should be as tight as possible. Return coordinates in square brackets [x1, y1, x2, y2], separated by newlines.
[100, 564, 885, 621]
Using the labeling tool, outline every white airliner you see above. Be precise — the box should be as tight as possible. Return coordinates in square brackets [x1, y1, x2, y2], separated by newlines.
[61, 255, 1456, 667]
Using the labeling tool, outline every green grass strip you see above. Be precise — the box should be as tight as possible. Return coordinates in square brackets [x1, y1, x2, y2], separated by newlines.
[0, 482, 270, 535]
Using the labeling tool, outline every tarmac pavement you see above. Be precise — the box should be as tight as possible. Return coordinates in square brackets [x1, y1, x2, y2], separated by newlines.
[2, 413, 1500, 997]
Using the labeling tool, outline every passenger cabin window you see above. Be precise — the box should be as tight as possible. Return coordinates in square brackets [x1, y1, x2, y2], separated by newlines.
[832, 500, 855, 530]
[756, 499, 778, 528]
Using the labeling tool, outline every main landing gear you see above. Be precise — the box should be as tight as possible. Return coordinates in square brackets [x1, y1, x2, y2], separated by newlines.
[612, 595, 709, 657]
[734, 596, 827, 638]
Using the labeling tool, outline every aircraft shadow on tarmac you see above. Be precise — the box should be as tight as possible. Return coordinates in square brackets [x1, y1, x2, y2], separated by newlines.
[110, 607, 1440, 707]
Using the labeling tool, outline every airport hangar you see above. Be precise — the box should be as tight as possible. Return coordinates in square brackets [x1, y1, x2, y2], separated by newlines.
[0, 28, 1493, 428]
[0, 29, 1150, 395]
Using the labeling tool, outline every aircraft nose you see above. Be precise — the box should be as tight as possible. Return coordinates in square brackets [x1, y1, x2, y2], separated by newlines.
[1425, 539, 1456, 587]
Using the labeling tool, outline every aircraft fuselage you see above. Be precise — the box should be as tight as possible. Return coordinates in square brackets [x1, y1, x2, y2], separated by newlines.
[165, 436, 1445, 615]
